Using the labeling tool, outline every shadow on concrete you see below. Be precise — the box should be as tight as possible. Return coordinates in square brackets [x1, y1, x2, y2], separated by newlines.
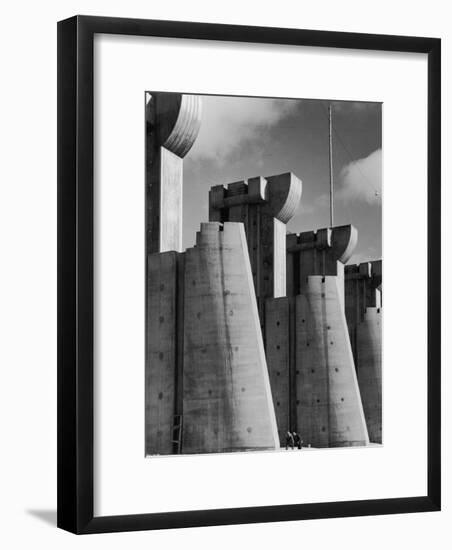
[27, 509, 57, 526]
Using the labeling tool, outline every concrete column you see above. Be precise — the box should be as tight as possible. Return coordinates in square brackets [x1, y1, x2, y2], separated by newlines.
[345, 260, 382, 443]
[288, 225, 369, 447]
[146, 92, 202, 253]
[182, 222, 279, 453]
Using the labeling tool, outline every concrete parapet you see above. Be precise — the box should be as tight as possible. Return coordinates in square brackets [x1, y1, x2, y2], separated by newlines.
[295, 276, 369, 447]
[182, 222, 279, 453]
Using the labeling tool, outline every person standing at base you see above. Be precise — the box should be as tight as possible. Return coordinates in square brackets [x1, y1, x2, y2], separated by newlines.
[285, 431, 294, 450]
[293, 432, 303, 449]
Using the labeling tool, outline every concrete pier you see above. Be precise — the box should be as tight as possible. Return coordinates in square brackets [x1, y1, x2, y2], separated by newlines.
[296, 277, 369, 447]
[182, 222, 279, 453]
[287, 226, 369, 447]
[345, 261, 382, 443]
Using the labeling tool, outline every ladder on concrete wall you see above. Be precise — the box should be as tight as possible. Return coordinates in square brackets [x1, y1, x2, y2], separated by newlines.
[172, 414, 183, 454]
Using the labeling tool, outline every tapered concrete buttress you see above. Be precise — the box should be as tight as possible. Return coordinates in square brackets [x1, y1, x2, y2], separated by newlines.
[286, 225, 369, 447]
[182, 222, 280, 453]
[296, 277, 369, 447]
[345, 260, 382, 443]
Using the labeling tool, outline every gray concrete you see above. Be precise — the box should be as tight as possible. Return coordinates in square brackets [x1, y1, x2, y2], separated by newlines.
[287, 225, 369, 447]
[296, 276, 369, 447]
[345, 261, 382, 443]
[145, 252, 180, 455]
[182, 222, 279, 453]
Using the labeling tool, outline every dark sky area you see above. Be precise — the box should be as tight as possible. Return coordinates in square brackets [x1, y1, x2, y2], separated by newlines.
[182, 94, 382, 264]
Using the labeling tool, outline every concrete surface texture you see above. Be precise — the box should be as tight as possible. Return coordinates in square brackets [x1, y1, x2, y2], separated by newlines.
[182, 222, 280, 453]
[264, 297, 291, 445]
[145, 251, 180, 455]
[345, 261, 382, 443]
[296, 276, 369, 447]
[284, 224, 369, 447]
[146, 92, 202, 253]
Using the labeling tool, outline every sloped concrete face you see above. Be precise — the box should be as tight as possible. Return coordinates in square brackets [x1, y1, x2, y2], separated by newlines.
[182, 222, 279, 453]
[296, 277, 369, 447]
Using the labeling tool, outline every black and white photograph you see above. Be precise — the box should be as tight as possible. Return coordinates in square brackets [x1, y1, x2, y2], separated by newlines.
[145, 92, 382, 456]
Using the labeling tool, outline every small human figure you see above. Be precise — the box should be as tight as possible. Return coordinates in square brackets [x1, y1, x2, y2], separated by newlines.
[285, 431, 294, 450]
[293, 432, 303, 449]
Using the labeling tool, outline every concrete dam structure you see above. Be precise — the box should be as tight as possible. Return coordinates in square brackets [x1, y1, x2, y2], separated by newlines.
[145, 91, 382, 455]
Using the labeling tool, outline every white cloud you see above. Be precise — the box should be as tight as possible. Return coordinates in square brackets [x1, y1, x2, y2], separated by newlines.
[337, 148, 382, 204]
[188, 95, 298, 161]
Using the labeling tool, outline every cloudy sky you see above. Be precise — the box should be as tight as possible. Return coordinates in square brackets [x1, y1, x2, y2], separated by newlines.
[182, 94, 382, 264]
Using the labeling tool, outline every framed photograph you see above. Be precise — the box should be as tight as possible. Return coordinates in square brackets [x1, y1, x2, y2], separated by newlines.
[57, 15, 441, 534]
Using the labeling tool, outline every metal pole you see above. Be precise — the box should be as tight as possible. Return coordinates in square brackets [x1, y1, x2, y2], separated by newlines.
[328, 103, 334, 228]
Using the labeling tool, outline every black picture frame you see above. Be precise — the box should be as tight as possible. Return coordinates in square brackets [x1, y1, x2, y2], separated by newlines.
[57, 15, 441, 534]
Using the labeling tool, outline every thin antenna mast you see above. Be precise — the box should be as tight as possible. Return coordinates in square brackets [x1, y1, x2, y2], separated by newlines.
[328, 103, 334, 228]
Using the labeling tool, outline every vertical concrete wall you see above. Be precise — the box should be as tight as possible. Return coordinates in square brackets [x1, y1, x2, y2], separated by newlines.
[145, 252, 179, 455]
[345, 260, 382, 443]
[265, 297, 290, 446]
[182, 222, 279, 453]
[356, 307, 382, 443]
[296, 277, 369, 447]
